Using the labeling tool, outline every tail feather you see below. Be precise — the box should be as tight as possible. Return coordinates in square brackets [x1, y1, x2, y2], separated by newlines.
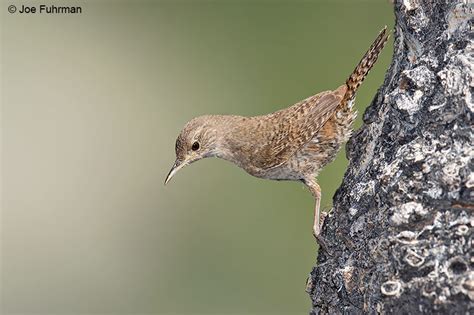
[341, 26, 390, 107]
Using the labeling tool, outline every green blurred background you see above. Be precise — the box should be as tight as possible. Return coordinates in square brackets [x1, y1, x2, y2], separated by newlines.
[1, 1, 393, 314]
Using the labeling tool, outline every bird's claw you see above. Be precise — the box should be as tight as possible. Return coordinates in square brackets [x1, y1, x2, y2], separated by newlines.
[315, 234, 333, 256]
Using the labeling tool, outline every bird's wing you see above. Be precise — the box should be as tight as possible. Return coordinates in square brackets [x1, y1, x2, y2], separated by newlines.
[252, 86, 345, 170]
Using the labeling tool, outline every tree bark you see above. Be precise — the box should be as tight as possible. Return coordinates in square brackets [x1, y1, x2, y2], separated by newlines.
[306, 1, 473, 314]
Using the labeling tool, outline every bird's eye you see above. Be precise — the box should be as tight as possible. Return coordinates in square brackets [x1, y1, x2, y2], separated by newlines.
[191, 141, 200, 151]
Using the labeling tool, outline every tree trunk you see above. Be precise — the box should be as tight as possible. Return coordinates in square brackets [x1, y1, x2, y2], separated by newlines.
[306, 1, 473, 314]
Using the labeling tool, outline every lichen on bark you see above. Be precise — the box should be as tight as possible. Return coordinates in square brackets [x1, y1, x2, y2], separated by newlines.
[306, 1, 473, 314]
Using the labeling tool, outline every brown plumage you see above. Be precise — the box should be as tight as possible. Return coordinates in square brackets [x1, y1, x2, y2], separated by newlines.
[165, 27, 390, 252]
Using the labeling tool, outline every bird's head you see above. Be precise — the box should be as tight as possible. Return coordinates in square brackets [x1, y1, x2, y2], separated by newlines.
[165, 115, 221, 185]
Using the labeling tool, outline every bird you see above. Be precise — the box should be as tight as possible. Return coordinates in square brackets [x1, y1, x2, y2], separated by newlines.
[165, 27, 390, 252]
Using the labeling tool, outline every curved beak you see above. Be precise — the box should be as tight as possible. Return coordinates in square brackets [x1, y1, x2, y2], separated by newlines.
[164, 159, 186, 185]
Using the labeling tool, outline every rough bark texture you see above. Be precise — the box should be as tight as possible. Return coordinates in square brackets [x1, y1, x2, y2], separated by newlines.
[306, 1, 473, 314]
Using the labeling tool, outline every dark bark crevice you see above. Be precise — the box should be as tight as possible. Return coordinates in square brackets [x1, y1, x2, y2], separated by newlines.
[307, 1, 473, 314]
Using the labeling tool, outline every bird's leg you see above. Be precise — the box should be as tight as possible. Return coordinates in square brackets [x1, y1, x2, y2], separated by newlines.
[305, 180, 332, 255]
[305, 180, 323, 237]
[311, 183, 322, 237]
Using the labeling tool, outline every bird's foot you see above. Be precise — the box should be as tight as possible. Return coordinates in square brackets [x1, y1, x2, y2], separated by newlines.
[314, 234, 333, 256]
[314, 211, 333, 255]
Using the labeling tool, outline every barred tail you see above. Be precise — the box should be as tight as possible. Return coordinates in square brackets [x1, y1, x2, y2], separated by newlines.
[341, 26, 390, 106]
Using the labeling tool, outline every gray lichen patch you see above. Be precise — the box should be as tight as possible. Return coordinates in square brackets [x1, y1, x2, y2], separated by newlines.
[438, 65, 464, 96]
[390, 202, 427, 226]
[381, 280, 402, 296]
[392, 92, 423, 115]
[402, 66, 435, 92]
[402, 0, 419, 12]
[445, 3, 473, 38]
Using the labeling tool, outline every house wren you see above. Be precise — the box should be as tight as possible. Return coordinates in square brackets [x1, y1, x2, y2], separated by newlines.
[165, 27, 389, 252]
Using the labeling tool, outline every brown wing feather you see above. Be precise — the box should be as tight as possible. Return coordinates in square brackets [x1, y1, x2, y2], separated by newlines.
[252, 88, 344, 170]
